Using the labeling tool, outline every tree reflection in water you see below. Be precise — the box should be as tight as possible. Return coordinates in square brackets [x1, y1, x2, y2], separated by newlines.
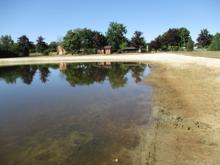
[0, 62, 147, 88]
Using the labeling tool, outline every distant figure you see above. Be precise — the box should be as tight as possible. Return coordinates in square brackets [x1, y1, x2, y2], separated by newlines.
[57, 45, 66, 55]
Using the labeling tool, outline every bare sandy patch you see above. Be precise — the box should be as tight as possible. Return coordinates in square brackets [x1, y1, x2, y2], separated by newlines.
[140, 62, 220, 165]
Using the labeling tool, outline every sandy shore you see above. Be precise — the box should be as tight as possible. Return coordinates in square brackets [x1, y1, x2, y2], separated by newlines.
[140, 57, 220, 164]
[1, 53, 220, 164]
[1, 53, 220, 68]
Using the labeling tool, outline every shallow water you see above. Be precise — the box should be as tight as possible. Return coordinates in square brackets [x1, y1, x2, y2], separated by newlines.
[0, 62, 152, 165]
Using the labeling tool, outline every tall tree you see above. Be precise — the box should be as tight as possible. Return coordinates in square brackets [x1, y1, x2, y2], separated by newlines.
[149, 36, 162, 51]
[36, 36, 48, 53]
[0, 35, 18, 58]
[63, 28, 95, 53]
[17, 35, 30, 57]
[0, 35, 14, 50]
[106, 22, 127, 50]
[130, 31, 146, 49]
[179, 27, 190, 47]
[197, 29, 213, 48]
[63, 30, 81, 53]
[160, 28, 181, 50]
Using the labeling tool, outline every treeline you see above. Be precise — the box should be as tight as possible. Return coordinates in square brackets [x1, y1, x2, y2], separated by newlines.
[63, 22, 146, 54]
[1, 22, 220, 58]
[0, 35, 58, 58]
[149, 28, 219, 52]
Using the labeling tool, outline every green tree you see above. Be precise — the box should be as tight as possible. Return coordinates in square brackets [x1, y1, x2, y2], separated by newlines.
[63, 28, 96, 54]
[106, 22, 127, 50]
[179, 27, 190, 47]
[208, 33, 220, 51]
[119, 41, 129, 49]
[0, 35, 14, 49]
[48, 41, 58, 52]
[0, 35, 18, 58]
[36, 36, 48, 53]
[149, 36, 162, 52]
[164, 28, 181, 50]
[197, 29, 213, 48]
[186, 38, 194, 51]
[17, 35, 30, 57]
[130, 31, 146, 49]
[63, 30, 81, 53]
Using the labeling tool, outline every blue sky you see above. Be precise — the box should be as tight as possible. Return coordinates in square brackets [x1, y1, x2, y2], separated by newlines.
[0, 0, 219, 43]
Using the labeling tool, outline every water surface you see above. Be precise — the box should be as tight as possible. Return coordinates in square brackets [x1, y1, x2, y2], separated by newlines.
[0, 62, 152, 165]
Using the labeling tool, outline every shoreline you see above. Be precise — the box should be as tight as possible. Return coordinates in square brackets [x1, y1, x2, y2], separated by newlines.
[1, 53, 220, 68]
[141, 62, 220, 164]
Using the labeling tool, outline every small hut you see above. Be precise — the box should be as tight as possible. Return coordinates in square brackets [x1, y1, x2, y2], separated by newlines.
[97, 46, 112, 55]
[57, 45, 66, 55]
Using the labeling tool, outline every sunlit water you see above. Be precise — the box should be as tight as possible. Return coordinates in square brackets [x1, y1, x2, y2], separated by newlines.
[0, 62, 152, 165]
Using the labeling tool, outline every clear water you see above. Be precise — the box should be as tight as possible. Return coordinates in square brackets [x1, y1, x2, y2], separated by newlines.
[0, 62, 152, 165]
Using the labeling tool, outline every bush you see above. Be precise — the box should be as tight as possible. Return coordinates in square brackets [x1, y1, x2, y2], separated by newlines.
[43, 50, 50, 55]
[0, 49, 18, 58]
[84, 48, 96, 54]
[186, 39, 194, 51]
[208, 33, 220, 51]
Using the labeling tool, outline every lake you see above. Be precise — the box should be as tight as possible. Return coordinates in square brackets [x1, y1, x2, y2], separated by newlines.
[0, 62, 152, 165]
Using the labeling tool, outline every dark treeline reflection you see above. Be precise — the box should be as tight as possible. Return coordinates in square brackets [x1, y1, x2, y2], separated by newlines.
[0, 63, 147, 88]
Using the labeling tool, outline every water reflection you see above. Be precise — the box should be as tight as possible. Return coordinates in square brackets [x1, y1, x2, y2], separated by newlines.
[0, 62, 147, 89]
[0, 62, 151, 165]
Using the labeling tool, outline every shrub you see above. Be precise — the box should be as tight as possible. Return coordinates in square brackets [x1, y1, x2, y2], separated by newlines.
[43, 50, 50, 55]
[186, 39, 194, 51]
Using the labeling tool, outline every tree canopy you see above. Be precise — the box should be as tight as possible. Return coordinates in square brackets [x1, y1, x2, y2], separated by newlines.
[63, 28, 106, 54]
[130, 31, 146, 49]
[106, 22, 127, 50]
[0, 35, 18, 58]
[36, 36, 48, 53]
[17, 35, 30, 57]
[208, 33, 220, 51]
[197, 29, 213, 48]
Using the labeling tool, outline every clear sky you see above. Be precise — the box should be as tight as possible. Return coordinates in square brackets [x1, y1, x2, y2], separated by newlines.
[0, 0, 219, 43]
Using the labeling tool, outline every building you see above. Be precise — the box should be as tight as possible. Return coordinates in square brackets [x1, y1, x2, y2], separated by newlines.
[118, 47, 139, 53]
[104, 46, 112, 54]
[97, 46, 112, 55]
